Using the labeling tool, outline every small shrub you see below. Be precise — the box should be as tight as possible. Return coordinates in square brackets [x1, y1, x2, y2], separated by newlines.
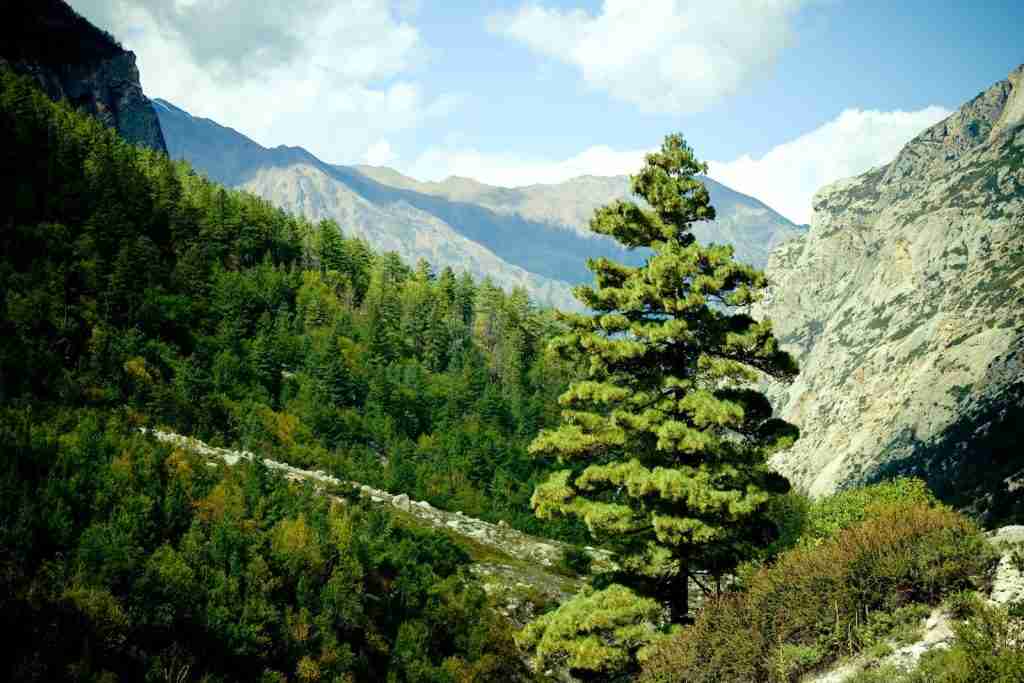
[639, 593, 762, 683]
[639, 499, 997, 683]
[518, 584, 676, 680]
[768, 643, 824, 682]
[902, 600, 1024, 683]
[943, 590, 983, 620]
[846, 664, 905, 683]
[855, 603, 930, 653]
[1006, 542, 1024, 574]
[799, 478, 936, 546]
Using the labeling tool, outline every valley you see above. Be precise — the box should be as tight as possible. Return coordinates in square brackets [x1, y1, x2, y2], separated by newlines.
[2, 1, 1023, 682]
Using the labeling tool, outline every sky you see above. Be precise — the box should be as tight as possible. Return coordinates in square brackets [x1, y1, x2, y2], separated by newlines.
[70, 0, 1023, 225]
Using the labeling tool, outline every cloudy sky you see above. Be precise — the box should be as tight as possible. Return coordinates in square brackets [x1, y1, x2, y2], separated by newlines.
[71, 0, 1022, 224]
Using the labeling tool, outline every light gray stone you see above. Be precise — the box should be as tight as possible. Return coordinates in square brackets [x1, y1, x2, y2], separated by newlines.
[990, 526, 1024, 605]
[757, 64, 1024, 504]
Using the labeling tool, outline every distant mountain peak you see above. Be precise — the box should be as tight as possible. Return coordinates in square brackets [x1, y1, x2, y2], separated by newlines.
[156, 97, 806, 309]
[152, 98, 191, 117]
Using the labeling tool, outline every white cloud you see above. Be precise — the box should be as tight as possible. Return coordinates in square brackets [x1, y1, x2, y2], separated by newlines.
[708, 106, 951, 224]
[363, 140, 399, 165]
[69, 0, 456, 164]
[488, 0, 809, 114]
[403, 105, 950, 225]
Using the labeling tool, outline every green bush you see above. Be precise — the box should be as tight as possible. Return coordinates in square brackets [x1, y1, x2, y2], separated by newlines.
[738, 479, 938, 582]
[798, 478, 937, 546]
[768, 644, 824, 683]
[639, 500, 998, 683]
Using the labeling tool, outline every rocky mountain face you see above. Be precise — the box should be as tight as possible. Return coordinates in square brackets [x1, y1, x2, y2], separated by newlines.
[0, 0, 166, 152]
[156, 98, 803, 308]
[759, 65, 1024, 523]
[242, 163, 582, 309]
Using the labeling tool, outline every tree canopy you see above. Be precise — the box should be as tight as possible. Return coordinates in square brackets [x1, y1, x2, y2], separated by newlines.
[0, 66, 587, 681]
[529, 134, 799, 626]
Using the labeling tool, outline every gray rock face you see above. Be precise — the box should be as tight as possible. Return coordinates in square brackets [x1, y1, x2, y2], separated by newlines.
[19, 53, 166, 152]
[989, 525, 1024, 606]
[758, 65, 1024, 513]
[0, 0, 166, 152]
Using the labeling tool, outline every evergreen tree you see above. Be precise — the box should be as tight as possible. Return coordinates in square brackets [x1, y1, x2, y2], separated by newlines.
[316, 218, 347, 272]
[529, 134, 799, 621]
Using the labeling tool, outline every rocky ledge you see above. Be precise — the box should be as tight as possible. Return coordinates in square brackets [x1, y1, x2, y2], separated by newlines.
[0, 0, 166, 152]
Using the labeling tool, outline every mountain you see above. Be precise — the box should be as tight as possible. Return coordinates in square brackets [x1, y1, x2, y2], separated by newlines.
[155, 99, 579, 309]
[758, 64, 1024, 523]
[355, 167, 805, 269]
[155, 99, 804, 307]
[0, 0, 166, 152]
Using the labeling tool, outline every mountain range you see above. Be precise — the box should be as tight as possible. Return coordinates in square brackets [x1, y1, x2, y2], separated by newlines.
[154, 98, 805, 308]
[4, 0, 1020, 522]
[149, 78, 1024, 521]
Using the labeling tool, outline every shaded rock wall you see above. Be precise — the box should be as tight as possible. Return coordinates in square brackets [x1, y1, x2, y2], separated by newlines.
[0, 0, 166, 152]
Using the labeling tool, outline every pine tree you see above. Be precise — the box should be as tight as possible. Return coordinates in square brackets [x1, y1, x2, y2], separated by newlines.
[317, 219, 347, 273]
[529, 134, 798, 621]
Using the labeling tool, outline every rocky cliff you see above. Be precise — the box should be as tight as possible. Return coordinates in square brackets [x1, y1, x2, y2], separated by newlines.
[759, 65, 1024, 523]
[0, 0, 166, 152]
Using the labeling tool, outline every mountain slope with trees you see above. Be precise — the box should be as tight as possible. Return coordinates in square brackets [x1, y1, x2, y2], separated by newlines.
[154, 98, 804, 307]
[0, 65, 588, 681]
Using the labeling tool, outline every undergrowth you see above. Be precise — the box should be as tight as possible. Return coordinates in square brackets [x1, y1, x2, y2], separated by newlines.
[639, 494, 998, 683]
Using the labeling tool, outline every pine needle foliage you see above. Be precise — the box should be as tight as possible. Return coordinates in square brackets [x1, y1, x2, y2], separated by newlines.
[529, 134, 799, 619]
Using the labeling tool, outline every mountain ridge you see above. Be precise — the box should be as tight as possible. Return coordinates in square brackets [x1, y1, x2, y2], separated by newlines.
[155, 98, 805, 307]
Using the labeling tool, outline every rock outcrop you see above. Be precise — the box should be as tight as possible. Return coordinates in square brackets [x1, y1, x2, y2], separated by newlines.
[989, 525, 1024, 605]
[0, 0, 166, 152]
[758, 65, 1024, 520]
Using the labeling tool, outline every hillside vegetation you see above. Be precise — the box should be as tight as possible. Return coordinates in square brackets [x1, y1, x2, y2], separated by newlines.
[0, 67, 587, 681]
[639, 481, 1002, 683]
[4, 40, 1020, 683]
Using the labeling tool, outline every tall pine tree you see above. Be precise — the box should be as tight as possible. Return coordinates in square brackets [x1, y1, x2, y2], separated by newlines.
[529, 134, 799, 621]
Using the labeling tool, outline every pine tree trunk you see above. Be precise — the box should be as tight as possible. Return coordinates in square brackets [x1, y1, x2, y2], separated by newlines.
[676, 556, 691, 624]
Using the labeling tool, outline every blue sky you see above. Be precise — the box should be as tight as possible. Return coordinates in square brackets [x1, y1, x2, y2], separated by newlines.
[71, 0, 1022, 223]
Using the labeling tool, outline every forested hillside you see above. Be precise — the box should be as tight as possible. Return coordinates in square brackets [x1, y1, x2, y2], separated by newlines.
[0, 67, 578, 681]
